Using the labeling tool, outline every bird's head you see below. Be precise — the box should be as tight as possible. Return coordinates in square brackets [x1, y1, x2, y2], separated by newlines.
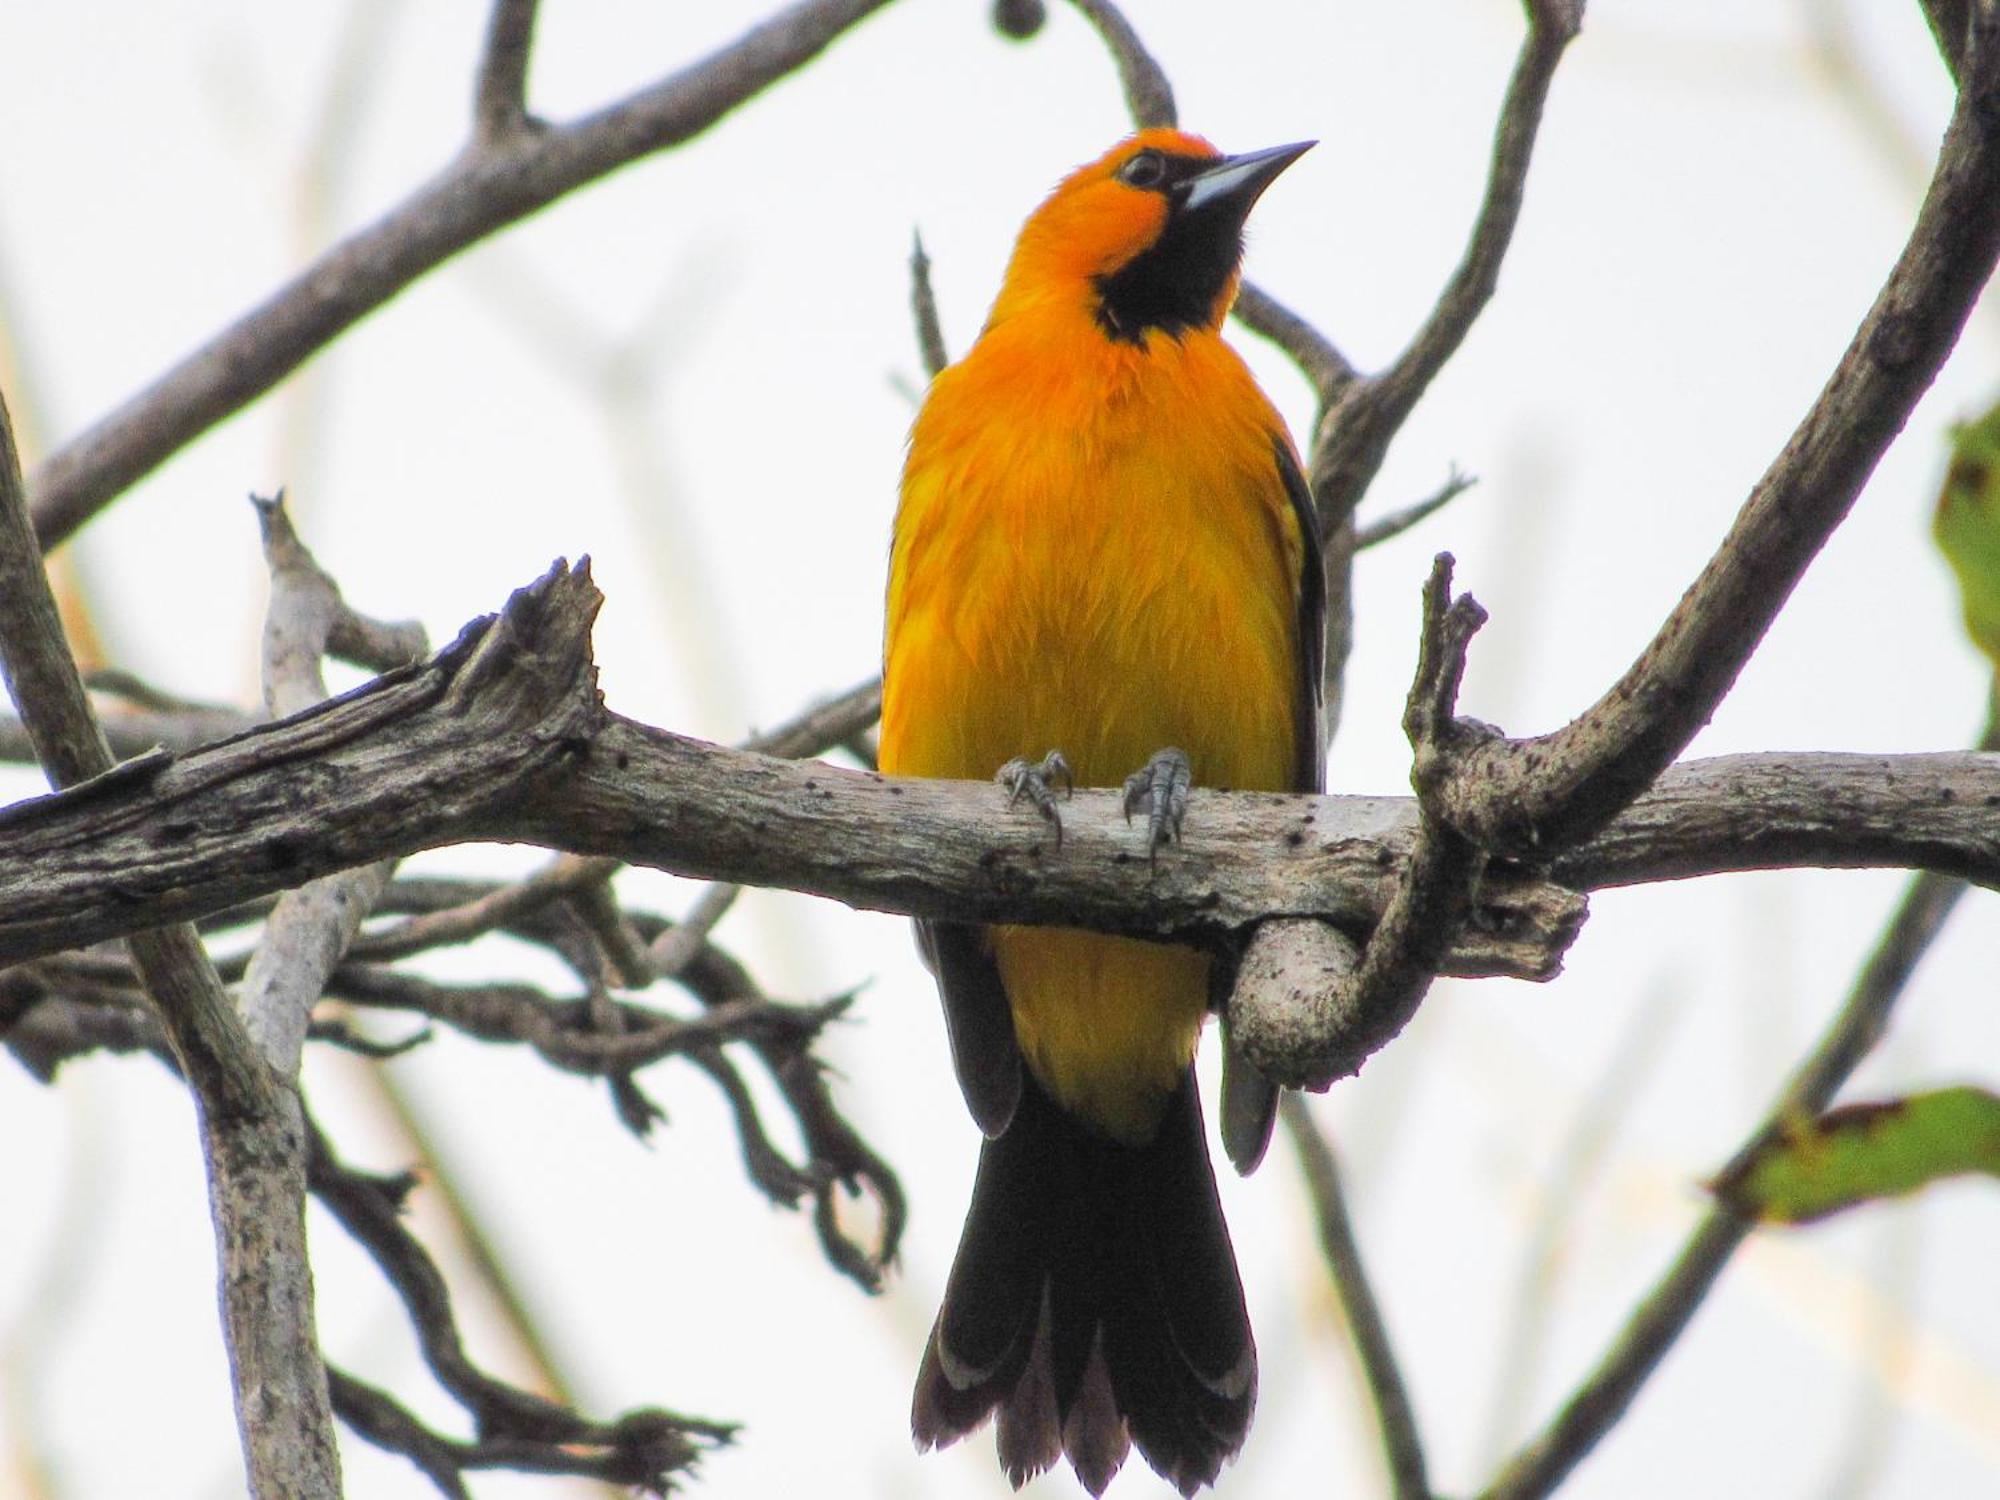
[993, 129, 1312, 343]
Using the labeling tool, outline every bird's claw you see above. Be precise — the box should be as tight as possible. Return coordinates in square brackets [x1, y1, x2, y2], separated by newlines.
[1122, 746, 1191, 859]
[997, 749, 1074, 846]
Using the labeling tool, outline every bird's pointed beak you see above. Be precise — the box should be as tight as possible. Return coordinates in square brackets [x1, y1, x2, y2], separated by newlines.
[1181, 140, 1315, 216]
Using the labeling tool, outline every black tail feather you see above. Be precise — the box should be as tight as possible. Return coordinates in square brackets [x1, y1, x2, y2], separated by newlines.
[912, 1068, 1255, 1493]
[995, 1293, 1060, 1485]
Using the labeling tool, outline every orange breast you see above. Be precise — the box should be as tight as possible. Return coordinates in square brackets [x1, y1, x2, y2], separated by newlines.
[881, 315, 1305, 1139]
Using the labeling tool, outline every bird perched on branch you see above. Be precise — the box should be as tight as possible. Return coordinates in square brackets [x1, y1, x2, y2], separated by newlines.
[881, 128, 1323, 1494]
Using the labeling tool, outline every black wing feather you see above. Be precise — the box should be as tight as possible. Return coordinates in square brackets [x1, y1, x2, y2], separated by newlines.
[1217, 433, 1325, 1176]
[918, 920, 1022, 1137]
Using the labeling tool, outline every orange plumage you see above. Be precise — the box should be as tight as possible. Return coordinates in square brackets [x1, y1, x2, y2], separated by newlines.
[881, 129, 1321, 1494]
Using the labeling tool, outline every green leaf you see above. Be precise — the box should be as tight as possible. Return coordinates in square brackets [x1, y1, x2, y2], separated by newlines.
[1933, 398, 2000, 670]
[1713, 1085, 2000, 1224]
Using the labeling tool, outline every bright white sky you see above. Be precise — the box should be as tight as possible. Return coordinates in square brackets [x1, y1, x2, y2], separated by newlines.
[2, 3, 1997, 1498]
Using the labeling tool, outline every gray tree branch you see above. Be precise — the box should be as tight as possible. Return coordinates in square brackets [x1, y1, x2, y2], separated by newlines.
[239, 494, 428, 1076]
[0, 394, 336, 1497]
[473, 0, 543, 142]
[1431, 12, 2000, 858]
[1283, 1097, 1429, 1500]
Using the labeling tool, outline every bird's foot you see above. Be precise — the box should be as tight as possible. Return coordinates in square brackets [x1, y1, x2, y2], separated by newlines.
[1122, 746, 1191, 859]
[997, 749, 1074, 846]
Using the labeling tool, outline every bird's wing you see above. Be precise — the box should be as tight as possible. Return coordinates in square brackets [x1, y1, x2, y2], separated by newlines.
[1274, 432, 1327, 795]
[918, 919, 1023, 1137]
[1219, 433, 1325, 1175]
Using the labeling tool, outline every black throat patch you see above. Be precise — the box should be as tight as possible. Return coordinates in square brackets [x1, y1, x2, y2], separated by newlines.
[1092, 205, 1243, 345]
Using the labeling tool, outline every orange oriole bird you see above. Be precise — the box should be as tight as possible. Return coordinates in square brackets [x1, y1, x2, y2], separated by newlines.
[881, 129, 1322, 1495]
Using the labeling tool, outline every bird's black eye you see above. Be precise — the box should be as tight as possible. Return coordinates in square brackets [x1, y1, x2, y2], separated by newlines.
[1118, 149, 1167, 189]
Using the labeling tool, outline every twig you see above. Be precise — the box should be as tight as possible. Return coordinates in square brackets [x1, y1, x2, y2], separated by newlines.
[1923, 0, 1974, 80]
[306, 1015, 431, 1059]
[82, 667, 235, 715]
[351, 855, 619, 964]
[1232, 280, 1358, 404]
[565, 875, 656, 989]
[1355, 467, 1478, 550]
[309, 1126, 732, 1495]
[740, 675, 881, 757]
[1283, 1097, 1430, 1500]
[473, 0, 542, 142]
[650, 880, 744, 978]
[616, 908, 904, 1287]
[327, 965, 839, 1073]
[1475, 973, 1683, 1464]
[687, 1043, 820, 1202]
[241, 494, 425, 1074]
[1, 702, 255, 760]
[2, 988, 169, 1080]
[27, 0, 899, 548]
[909, 232, 949, 380]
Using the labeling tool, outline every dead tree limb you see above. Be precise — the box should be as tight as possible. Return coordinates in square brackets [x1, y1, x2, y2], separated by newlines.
[5, 562, 1998, 1087]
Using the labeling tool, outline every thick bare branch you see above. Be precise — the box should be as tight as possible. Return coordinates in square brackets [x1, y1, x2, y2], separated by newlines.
[27, 0, 898, 548]
[1434, 19, 2000, 857]
[0, 564, 1576, 990]
[6, 565, 2000, 1099]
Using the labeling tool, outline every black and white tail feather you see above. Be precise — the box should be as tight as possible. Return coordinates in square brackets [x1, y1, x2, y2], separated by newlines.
[911, 1065, 1256, 1495]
